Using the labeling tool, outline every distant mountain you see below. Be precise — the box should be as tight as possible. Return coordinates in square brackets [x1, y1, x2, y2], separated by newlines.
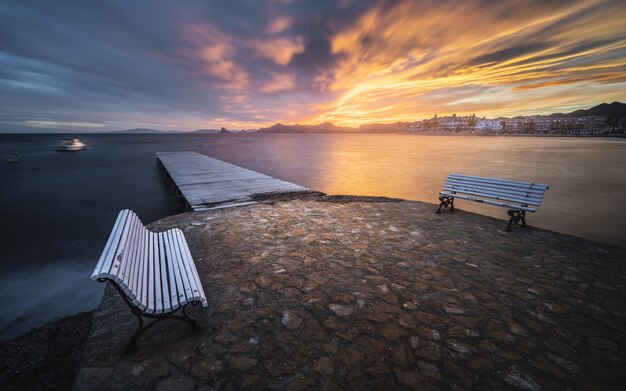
[548, 102, 626, 119]
[257, 121, 408, 133]
[257, 122, 354, 133]
[113, 128, 174, 133]
[357, 122, 410, 133]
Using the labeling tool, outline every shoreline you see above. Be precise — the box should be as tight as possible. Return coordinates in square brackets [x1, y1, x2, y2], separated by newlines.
[0, 311, 95, 391]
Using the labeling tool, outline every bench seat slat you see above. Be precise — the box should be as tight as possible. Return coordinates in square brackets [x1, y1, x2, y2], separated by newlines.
[133, 227, 148, 310]
[128, 224, 145, 304]
[164, 231, 182, 310]
[158, 232, 171, 313]
[140, 230, 150, 311]
[448, 174, 549, 190]
[147, 232, 155, 313]
[175, 230, 200, 303]
[178, 230, 208, 306]
[167, 230, 187, 307]
[444, 179, 547, 197]
[440, 191, 536, 212]
[121, 216, 142, 299]
[93, 210, 133, 280]
[171, 230, 195, 305]
[91, 210, 129, 280]
[153, 233, 163, 314]
[116, 214, 140, 287]
[443, 186, 543, 206]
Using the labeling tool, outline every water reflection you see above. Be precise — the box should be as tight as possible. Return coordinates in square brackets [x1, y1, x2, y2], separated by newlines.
[217, 134, 626, 246]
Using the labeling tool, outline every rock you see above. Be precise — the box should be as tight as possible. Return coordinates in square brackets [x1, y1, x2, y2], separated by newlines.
[447, 340, 474, 355]
[547, 353, 580, 374]
[214, 329, 238, 345]
[392, 344, 414, 367]
[414, 341, 441, 361]
[288, 376, 316, 391]
[508, 322, 528, 336]
[328, 304, 354, 317]
[302, 319, 326, 341]
[229, 356, 258, 370]
[394, 368, 428, 389]
[191, 359, 223, 381]
[312, 357, 335, 375]
[341, 348, 364, 369]
[282, 310, 303, 330]
[459, 292, 478, 302]
[323, 316, 349, 331]
[444, 306, 465, 315]
[417, 361, 441, 379]
[380, 323, 407, 340]
[468, 357, 495, 370]
[156, 377, 194, 391]
[504, 367, 541, 391]
[320, 380, 342, 391]
[129, 358, 171, 385]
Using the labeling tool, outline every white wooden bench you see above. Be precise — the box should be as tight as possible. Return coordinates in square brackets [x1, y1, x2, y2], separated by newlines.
[91, 209, 207, 352]
[436, 174, 549, 232]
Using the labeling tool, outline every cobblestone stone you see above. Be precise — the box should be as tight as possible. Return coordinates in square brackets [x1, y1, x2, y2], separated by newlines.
[75, 199, 626, 390]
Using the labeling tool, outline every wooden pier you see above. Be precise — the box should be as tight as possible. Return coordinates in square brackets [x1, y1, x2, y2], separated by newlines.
[156, 151, 313, 211]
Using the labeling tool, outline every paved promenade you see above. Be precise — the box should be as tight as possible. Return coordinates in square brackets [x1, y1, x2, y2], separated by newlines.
[75, 199, 626, 390]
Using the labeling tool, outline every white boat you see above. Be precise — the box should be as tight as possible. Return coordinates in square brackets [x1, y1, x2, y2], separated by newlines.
[57, 138, 86, 152]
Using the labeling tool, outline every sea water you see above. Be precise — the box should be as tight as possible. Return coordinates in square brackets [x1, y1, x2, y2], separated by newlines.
[1, 133, 625, 339]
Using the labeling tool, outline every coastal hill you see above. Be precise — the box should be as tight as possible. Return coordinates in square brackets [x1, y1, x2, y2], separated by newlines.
[548, 101, 626, 119]
[256, 121, 409, 134]
[257, 122, 353, 133]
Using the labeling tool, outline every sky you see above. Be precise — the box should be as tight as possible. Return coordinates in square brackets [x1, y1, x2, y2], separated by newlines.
[1, 0, 625, 132]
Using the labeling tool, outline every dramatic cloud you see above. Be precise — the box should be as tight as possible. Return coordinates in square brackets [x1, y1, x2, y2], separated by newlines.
[0, 0, 624, 132]
[260, 73, 297, 93]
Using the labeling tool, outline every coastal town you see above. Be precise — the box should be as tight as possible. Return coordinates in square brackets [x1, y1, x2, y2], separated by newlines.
[407, 113, 624, 135]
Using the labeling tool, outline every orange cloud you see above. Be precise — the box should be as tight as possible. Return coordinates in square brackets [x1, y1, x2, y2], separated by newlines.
[249, 36, 305, 65]
[266, 16, 292, 34]
[259, 73, 296, 93]
[184, 24, 249, 90]
[304, 0, 626, 126]
[513, 79, 583, 90]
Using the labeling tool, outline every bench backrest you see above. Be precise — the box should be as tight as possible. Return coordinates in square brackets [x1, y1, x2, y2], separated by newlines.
[443, 174, 549, 207]
[91, 209, 206, 314]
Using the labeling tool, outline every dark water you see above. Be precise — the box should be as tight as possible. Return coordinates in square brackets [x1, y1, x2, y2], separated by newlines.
[1, 133, 625, 340]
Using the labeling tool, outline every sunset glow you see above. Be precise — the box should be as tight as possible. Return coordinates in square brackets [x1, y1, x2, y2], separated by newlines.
[1, 0, 625, 132]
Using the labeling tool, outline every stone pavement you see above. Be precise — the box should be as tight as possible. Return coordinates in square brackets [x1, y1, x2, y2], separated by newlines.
[74, 199, 626, 390]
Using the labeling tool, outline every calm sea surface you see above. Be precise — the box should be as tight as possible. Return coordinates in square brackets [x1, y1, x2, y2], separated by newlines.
[1, 133, 625, 339]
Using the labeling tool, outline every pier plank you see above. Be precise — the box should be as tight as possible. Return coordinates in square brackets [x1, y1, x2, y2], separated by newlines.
[156, 151, 311, 210]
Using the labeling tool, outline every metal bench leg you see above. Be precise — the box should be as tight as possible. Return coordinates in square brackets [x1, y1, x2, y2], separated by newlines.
[125, 306, 201, 353]
[166, 302, 202, 330]
[101, 279, 204, 353]
[506, 210, 525, 232]
[436, 196, 454, 214]
[126, 312, 145, 353]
